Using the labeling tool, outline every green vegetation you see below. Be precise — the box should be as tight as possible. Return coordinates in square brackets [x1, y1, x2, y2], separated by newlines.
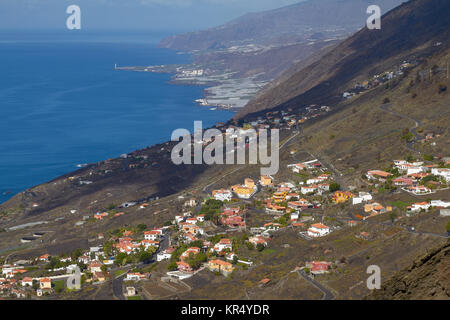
[389, 212, 397, 223]
[115, 252, 131, 266]
[261, 248, 275, 255]
[389, 201, 410, 211]
[402, 132, 414, 142]
[198, 199, 223, 221]
[53, 280, 65, 294]
[71, 248, 83, 261]
[185, 252, 207, 269]
[46, 257, 64, 270]
[136, 224, 147, 232]
[115, 270, 126, 277]
[256, 243, 265, 252]
[107, 203, 117, 210]
[167, 262, 178, 273]
[329, 182, 341, 192]
[127, 295, 142, 300]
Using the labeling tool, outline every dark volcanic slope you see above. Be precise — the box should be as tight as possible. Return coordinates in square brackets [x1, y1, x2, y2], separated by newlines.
[366, 241, 450, 299]
[235, 0, 450, 119]
[159, 0, 404, 51]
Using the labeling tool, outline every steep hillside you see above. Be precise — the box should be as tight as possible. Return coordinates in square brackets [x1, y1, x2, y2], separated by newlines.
[283, 42, 450, 181]
[366, 240, 450, 299]
[235, 0, 450, 119]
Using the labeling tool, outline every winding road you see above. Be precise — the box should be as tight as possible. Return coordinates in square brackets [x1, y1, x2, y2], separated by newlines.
[201, 130, 300, 195]
[297, 269, 335, 300]
[379, 103, 422, 154]
[112, 230, 170, 300]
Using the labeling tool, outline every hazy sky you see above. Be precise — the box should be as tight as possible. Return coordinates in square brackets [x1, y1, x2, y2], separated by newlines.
[0, 0, 305, 33]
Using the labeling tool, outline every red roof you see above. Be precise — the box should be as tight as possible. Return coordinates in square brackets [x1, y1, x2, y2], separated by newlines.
[209, 259, 232, 266]
[310, 223, 329, 229]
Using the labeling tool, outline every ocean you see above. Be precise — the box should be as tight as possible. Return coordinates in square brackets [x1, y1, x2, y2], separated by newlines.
[0, 31, 234, 204]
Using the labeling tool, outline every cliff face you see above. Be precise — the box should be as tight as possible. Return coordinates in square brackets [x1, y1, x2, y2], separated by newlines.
[367, 241, 450, 300]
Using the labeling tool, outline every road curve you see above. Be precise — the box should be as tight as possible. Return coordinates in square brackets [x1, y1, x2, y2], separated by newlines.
[298, 269, 335, 300]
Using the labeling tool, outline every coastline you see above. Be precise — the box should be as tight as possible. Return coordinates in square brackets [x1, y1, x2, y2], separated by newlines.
[115, 64, 267, 112]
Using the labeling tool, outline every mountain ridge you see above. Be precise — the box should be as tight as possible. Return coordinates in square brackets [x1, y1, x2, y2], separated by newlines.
[159, 0, 404, 52]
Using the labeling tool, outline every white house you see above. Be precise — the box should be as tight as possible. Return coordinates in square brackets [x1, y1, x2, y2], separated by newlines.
[307, 178, 322, 185]
[157, 252, 172, 262]
[307, 223, 330, 238]
[394, 160, 408, 167]
[144, 230, 161, 241]
[126, 273, 146, 281]
[21, 277, 33, 287]
[407, 166, 424, 175]
[174, 215, 184, 224]
[279, 182, 296, 189]
[301, 185, 317, 195]
[184, 199, 198, 207]
[213, 239, 233, 252]
[78, 255, 90, 264]
[288, 163, 306, 173]
[407, 185, 432, 194]
[352, 192, 373, 205]
[185, 217, 198, 225]
[140, 240, 159, 249]
[409, 202, 431, 212]
[430, 200, 450, 208]
[1, 266, 15, 275]
[431, 168, 450, 182]
[212, 189, 233, 202]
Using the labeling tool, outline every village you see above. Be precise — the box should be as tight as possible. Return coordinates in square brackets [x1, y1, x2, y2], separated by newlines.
[1, 132, 449, 299]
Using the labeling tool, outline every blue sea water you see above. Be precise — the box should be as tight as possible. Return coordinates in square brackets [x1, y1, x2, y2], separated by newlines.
[0, 32, 234, 204]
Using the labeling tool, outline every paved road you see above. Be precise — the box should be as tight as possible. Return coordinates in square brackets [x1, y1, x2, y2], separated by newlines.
[379, 103, 422, 154]
[201, 130, 300, 196]
[112, 270, 127, 300]
[296, 149, 345, 188]
[297, 269, 335, 300]
[112, 230, 170, 300]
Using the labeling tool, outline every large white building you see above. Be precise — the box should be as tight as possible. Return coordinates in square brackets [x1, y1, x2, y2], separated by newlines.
[430, 200, 450, 208]
[409, 202, 431, 212]
[212, 189, 232, 202]
[307, 223, 330, 238]
[352, 192, 373, 205]
[431, 168, 450, 182]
